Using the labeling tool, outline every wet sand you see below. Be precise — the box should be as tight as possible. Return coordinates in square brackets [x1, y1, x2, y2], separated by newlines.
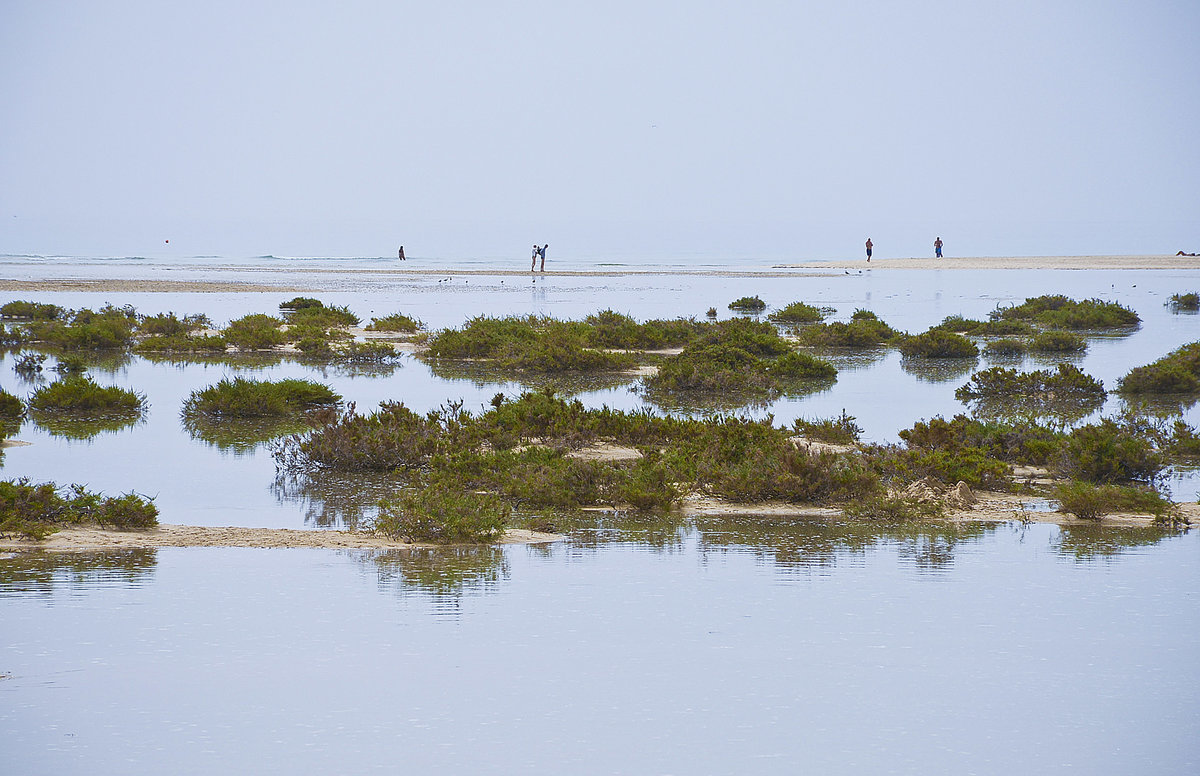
[0, 525, 563, 551]
[2, 254, 1197, 293]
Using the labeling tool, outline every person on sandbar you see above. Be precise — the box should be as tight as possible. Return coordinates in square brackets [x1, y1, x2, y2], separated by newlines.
[934, 237, 943, 259]
[865, 238, 873, 262]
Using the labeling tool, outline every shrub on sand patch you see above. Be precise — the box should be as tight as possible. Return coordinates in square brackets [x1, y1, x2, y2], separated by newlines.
[768, 301, 833, 324]
[374, 485, 509, 543]
[222, 314, 286, 350]
[728, 296, 766, 313]
[1053, 480, 1175, 521]
[29, 376, 146, 414]
[898, 330, 979, 358]
[366, 313, 424, 333]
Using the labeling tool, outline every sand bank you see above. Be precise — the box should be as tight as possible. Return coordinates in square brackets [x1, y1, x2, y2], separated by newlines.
[2, 255, 1196, 293]
[0, 525, 563, 551]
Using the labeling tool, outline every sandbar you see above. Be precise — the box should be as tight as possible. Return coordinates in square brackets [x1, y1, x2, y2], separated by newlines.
[2, 255, 1197, 293]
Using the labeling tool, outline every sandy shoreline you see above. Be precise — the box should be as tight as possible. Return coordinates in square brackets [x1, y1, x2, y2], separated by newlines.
[1, 255, 1197, 293]
[1, 493, 1189, 552]
[0, 525, 564, 552]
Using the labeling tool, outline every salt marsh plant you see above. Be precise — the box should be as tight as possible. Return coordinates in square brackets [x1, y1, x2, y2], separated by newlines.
[931, 315, 1035, 336]
[29, 376, 146, 414]
[956, 364, 1105, 403]
[1053, 419, 1165, 485]
[1053, 480, 1175, 521]
[795, 311, 899, 348]
[424, 315, 636, 373]
[1116, 342, 1200, 396]
[366, 313, 424, 333]
[897, 330, 979, 358]
[1029, 331, 1087, 353]
[221, 313, 287, 350]
[982, 338, 1028, 357]
[768, 301, 834, 324]
[989, 295, 1140, 330]
[24, 305, 138, 350]
[791, 411, 863, 444]
[0, 301, 64, 320]
[0, 478, 157, 540]
[1167, 292, 1199, 312]
[182, 377, 341, 418]
[583, 310, 702, 349]
[727, 296, 766, 313]
[374, 485, 510, 543]
[279, 297, 325, 311]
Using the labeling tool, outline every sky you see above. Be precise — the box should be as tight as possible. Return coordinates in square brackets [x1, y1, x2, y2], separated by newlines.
[1, 0, 1197, 261]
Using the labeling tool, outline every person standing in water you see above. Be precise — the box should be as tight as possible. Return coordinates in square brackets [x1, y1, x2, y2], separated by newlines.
[539, 244, 548, 272]
[934, 237, 943, 259]
[398, 246, 405, 261]
[865, 238, 873, 262]
[531, 244, 539, 271]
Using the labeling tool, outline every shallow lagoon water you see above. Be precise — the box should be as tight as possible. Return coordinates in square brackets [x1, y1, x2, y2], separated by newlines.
[2, 258, 1200, 772]
[2, 523, 1198, 775]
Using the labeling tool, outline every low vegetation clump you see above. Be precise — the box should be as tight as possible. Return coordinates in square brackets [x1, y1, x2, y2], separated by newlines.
[767, 301, 834, 324]
[1053, 419, 1165, 484]
[1167, 292, 1199, 312]
[794, 310, 900, 349]
[1116, 342, 1200, 396]
[645, 331, 834, 400]
[955, 364, 1106, 403]
[373, 485, 510, 543]
[0, 388, 25, 421]
[0, 478, 157, 540]
[138, 311, 213, 336]
[0, 301, 64, 320]
[1029, 331, 1087, 353]
[983, 338, 1028, 357]
[898, 414, 1061, 467]
[28, 376, 146, 414]
[424, 315, 636, 373]
[279, 297, 325, 311]
[728, 296, 767, 313]
[931, 315, 1035, 337]
[583, 310, 702, 350]
[791, 411, 863, 444]
[366, 313, 424, 333]
[182, 377, 341, 418]
[990, 295, 1140, 330]
[24, 305, 138, 350]
[134, 333, 228, 353]
[285, 304, 360, 328]
[1053, 480, 1176, 521]
[897, 330, 979, 358]
[221, 314, 288, 350]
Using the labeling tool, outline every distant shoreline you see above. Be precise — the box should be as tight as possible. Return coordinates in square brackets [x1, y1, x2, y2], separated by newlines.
[0, 254, 1197, 293]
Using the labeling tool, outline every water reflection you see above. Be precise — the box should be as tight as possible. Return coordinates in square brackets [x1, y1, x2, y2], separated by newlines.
[900, 356, 979, 384]
[363, 545, 509, 609]
[424, 358, 638, 396]
[694, 516, 996, 573]
[1053, 524, 1185, 560]
[558, 509, 689, 553]
[813, 347, 889, 371]
[29, 410, 146, 440]
[961, 394, 1105, 426]
[183, 414, 312, 455]
[0, 548, 157, 597]
[272, 470, 408, 529]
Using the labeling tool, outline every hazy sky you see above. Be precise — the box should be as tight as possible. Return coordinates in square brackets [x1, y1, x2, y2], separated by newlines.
[1, 1, 1197, 261]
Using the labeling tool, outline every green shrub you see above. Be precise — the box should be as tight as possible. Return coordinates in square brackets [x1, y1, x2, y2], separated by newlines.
[865, 444, 1012, 490]
[1030, 331, 1087, 353]
[1168, 292, 1199, 311]
[1054, 419, 1165, 484]
[25, 305, 137, 350]
[983, 338, 1028, 357]
[583, 310, 701, 349]
[898, 330, 979, 358]
[768, 301, 833, 324]
[275, 402, 444, 472]
[792, 411, 863, 444]
[1116, 343, 1200, 395]
[138, 312, 211, 336]
[728, 296, 767, 313]
[956, 364, 1106, 402]
[0, 478, 157, 539]
[425, 315, 634, 372]
[1054, 480, 1174, 520]
[279, 297, 325, 311]
[796, 316, 898, 348]
[374, 485, 509, 543]
[366, 313, 424, 332]
[222, 314, 286, 350]
[930, 316, 1034, 337]
[842, 494, 945, 521]
[287, 304, 360, 327]
[0, 301, 63, 320]
[29, 376, 146, 414]
[765, 351, 838, 380]
[134, 333, 228, 353]
[0, 389, 25, 420]
[990, 295, 1140, 330]
[898, 414, 1061, 466]
[183, 377, 341, 418]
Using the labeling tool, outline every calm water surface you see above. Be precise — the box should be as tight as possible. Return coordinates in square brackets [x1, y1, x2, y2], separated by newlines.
[2, 522, 1197, 775]
[2, 260, 1198, 772]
